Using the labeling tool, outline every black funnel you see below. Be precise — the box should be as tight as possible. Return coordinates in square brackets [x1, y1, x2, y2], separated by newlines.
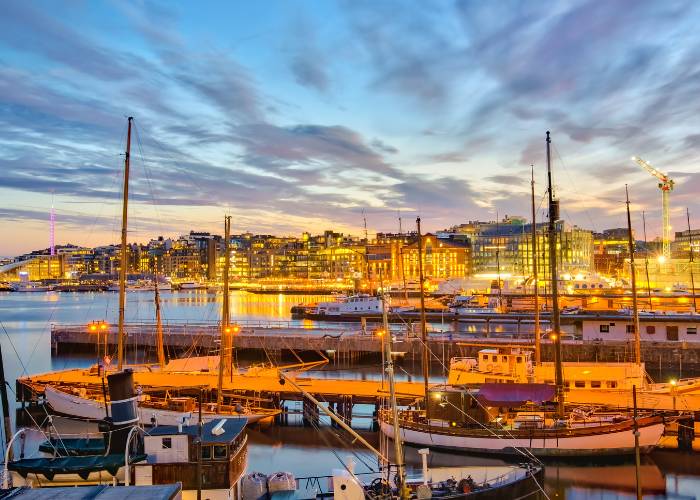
[104, 369, 139, 453]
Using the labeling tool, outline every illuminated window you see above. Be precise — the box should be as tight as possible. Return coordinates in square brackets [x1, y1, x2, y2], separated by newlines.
[599, 325, 610, 333]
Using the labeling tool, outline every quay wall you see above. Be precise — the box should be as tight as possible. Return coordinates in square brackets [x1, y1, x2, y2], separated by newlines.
[50, 323, 700, 371]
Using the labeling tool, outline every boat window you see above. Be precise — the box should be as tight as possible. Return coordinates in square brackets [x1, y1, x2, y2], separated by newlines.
[582, 284, 588, 289]
[574, 381, 586, 388]
[626, 325, 635, 334]
[213, 444, 228, 459]
[606, 381, 618, 389]
[502, 356, 507, 362]
[599, 325, 610, 333]
[516, 356, 522, 363]
[482, 354, 489, 361]
[201, 445, 212, 460]
[564, 381, 570, 388]
[688, 327, 697, 335]
[590, 381, 602, 388]
[162, 437, 172, 449]
[646, 326, 656, 334]
[492, 355, 498, 362]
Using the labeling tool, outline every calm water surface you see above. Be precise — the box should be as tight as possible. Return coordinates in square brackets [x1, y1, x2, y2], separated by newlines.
[0, 291, 698, 499]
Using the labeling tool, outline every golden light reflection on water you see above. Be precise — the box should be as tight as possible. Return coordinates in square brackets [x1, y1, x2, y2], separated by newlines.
[163, 290, 334, 320]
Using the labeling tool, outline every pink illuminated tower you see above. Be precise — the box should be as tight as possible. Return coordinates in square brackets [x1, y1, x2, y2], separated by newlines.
[50, 193, 55, 256]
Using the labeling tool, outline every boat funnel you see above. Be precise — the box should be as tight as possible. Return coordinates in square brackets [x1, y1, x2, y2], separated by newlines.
[102, 369, 139, 453]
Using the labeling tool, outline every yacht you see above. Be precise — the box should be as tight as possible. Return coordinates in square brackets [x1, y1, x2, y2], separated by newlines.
[312, 294, 383, 316]
[11, 281, 53, 292]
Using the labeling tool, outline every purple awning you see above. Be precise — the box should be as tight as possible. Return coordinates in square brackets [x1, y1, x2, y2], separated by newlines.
[476, 383, 556, 407]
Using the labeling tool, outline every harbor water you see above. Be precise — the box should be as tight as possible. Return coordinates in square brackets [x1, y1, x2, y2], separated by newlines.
[0, 290, 699, 499]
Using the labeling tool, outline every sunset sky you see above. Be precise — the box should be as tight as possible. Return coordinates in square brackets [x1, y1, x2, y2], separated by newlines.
[1, 0, 699, 255]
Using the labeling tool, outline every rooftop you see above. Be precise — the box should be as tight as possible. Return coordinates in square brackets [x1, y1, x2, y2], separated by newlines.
[146, 417, 246, 444]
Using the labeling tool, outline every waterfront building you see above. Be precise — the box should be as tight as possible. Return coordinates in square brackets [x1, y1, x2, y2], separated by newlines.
[672, 229, 700, 260]
[449, 216, 593, 278]
[593, 228, 631, 277]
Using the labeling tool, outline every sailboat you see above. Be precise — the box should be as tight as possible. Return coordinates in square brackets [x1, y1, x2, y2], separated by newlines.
[380, 132, 666, 457]
[35, 117, 279, 426]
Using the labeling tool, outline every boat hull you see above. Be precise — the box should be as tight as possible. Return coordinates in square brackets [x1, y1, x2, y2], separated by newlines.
[45, 386, 278, 426]
[380, 419, 665, 458]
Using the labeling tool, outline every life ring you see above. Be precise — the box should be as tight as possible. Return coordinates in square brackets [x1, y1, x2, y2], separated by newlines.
[486, 363, 494, 371]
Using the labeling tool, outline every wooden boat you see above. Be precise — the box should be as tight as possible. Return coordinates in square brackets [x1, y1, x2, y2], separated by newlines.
[45, 384, 280, 426]
[379, 389, 665, 457]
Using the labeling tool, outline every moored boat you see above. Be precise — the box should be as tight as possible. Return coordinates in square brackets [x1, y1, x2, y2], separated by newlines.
[44, 384, 280, 426]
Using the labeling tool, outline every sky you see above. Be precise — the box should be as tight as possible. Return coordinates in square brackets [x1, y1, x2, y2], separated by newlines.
[1, 0, 699, 256]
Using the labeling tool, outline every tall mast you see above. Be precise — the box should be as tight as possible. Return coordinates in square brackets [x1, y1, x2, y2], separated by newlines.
[217, 216, 231, 407]
[531, 166, 541, 365]
[154, 278, 165, 369]
[642, 212, 653, 310]
[0, 325, 11, 456]
[687, 208, 697, 313]
[416, 217, 430, 416]
[546, 131, 564, 417]
[117, 116, 133, 371]
[626, 186, 641, 366]
[379, 270, 406, 496]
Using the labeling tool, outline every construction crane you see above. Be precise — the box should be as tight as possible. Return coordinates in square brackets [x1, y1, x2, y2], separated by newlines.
[631, 156, 674, 260]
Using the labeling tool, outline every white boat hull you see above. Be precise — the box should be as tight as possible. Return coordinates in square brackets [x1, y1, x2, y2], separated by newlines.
[45, 386, 276, 426]
[380, 420, 665, 457]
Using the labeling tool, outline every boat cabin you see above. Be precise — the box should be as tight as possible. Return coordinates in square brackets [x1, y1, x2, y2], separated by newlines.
[448, 348, 533, 385]
[425, 385, 490, 427]
[448, 347, 649, 391]
[134, 418, 248, 499]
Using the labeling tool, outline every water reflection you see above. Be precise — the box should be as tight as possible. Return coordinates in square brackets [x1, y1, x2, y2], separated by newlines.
[1, 292, 699, 498]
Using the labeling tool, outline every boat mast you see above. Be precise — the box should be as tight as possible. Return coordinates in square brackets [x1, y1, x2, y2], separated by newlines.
[625, 186, 641, 366]
[117, 116, 133, 371]
[217, 215, 231, 407]
[642, 212, 653, 310]
[531, 166, 541, 365]
[545, 131, 564, 417]
[0, 329, 11, 456]
[687, 208, 697, 313]
[416, 217, 430, 417]
[154, 278, 165, 369]
[380, 270, 406, 494]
